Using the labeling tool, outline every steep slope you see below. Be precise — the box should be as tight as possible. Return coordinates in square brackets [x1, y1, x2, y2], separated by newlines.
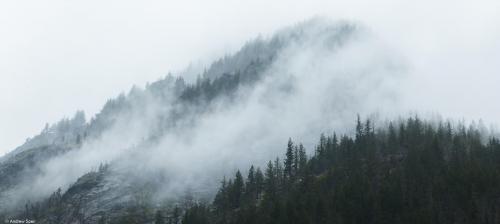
[0, 18, 405, 223]
[0, 20, 283, 213]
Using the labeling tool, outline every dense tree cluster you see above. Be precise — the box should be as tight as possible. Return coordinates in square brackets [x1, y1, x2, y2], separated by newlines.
[7, 116, 500, 224]
[0, 33, 283, 223]
[7, 117, 500, 224]
[182, 117, 500, 224]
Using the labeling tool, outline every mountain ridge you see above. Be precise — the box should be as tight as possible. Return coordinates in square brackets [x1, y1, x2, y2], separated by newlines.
[0, 19, 364, 221]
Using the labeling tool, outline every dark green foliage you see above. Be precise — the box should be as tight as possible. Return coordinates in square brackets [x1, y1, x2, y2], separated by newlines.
[284, 138, 295, 182]
[16, 117, 500, 224]
[180, 57, 269, 105]
[155, 210, 165, 224]
[182, 204, 210, 224]
[231, 171, 245, 208]
[183, 117, 500, 224]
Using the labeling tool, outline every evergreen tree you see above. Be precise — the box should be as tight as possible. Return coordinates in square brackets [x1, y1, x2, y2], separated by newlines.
[298, 144, 307, 172]
[231, 170, 244, 208]
[245, 165, 256, 203]
[284, 138, 295, 181]
[264, 161, 277, 201]
[293, 145, 299, 176]
[180, 116, 500, 224]
[254, 168, 264, 196]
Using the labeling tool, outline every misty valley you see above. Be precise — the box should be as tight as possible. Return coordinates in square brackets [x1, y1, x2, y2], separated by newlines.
[1, 19, 499, 224]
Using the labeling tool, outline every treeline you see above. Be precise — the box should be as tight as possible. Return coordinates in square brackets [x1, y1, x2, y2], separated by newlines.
[10, 117, 500, 224]
[181, 117, 500, 224]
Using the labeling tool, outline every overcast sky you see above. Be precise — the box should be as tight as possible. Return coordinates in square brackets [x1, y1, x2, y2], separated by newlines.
[1, 0, 499, 155]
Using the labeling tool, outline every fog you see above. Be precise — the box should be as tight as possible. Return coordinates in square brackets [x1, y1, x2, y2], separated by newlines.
[0, 19, 408, 209]
[1, 0, 500, 156]
[1, 0, 500, 213]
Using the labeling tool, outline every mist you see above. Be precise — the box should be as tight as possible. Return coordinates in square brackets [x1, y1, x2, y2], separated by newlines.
[1, 1, 500, 218]
[3, 16, 496, 212]
[1, 0, 500, 156]
[0, 19, 409, 210]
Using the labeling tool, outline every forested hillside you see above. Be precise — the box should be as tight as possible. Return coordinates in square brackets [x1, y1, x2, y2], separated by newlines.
[1, 18, 499, 224]
[180, 117, 500, 224]
[12, 117, 500, 223]
[1, 19, 367, 222]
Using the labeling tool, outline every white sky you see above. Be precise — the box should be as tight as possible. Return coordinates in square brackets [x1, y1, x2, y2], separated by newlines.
[1, 0, 499, 155]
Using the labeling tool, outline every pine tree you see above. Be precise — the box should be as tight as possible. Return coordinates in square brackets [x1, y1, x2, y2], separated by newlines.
[298, 144, 307, 173]
[387, 122, 398, 153]
[274, 158, 283, 188]
[356, 114, 363, 139]
[284, 138, 294, 181]
[264, 161, 277, 201]
[245, 165, 256, 203]
[214, 177, 228, 213]
[293, 145, 299, 176]
[247, 166, 255, 189]
[231, 170, 244, 208]
[254, 168, 265, 196]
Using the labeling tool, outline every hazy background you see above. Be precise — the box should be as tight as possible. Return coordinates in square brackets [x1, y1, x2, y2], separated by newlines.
[1, 0, 499, 156]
